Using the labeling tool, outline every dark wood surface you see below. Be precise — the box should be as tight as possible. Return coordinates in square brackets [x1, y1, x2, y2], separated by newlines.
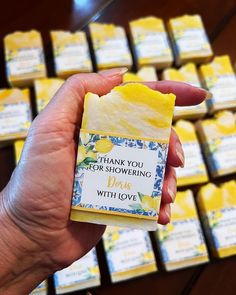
[0, 1, 236, 294]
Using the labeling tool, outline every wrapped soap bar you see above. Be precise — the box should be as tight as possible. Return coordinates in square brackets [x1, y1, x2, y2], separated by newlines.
[199, 55, 236, 113]
[196, 111, 236, 177]
[197, 181, 236, 258]
[103, 226, 157, 282]
[123, 66, 158, 82]
[4, 30, 47, 87]
[174, 120, 208, 186]
[14, 139, 25, 164]
[34, 78, 64, 113]
[30, 281, 47, 295]
[89, 22, 132, 70]
[0, 88, 31, 142]
[168, 15, 213, 66]
[54, 248, 100, 294]
[163, 63, 208, 119]
[50, 31, 92, 78]
[129, 16, 173, 69]
[156, 190, 209, 271]
[71, 83, 175, 230]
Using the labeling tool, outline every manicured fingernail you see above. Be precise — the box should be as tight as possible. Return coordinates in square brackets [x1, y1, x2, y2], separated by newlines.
[165, 204, 171, 221]
[99, 67, 128, 78]
[205, 91, 213, 100]
[176, 141, 185, 168]
[167, 187, 176, 203]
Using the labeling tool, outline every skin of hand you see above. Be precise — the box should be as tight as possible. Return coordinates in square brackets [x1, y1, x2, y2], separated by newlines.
[0, 68, 208, 294]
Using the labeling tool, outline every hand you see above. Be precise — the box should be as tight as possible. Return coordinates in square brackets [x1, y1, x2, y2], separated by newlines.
[0, 69, 207, 294]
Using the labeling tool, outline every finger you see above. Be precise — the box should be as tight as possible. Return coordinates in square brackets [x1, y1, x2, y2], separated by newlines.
[167, 128, 185, 168]
[143, 81, 209, 106]
[161, 165, 177, 204]
[158, 203, 171, 225]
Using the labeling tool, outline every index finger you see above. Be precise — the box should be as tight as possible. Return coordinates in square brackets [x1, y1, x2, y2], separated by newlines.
[144, 81, 209, 106]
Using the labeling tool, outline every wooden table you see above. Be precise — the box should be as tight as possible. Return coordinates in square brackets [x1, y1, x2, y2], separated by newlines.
[0, 1, 236, 294]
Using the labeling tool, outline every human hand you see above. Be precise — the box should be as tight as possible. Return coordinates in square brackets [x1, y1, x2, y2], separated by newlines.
[0, 68, 208, 294]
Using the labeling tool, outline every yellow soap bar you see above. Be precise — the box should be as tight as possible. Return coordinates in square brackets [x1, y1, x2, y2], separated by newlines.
[199, 55, 236, 113]
[103, 226, 157, 282]
[30, 281, 47, 295]
[123, 66, 158, 82]
[4, 30, 47, 87]
[196, 111, 236, 177]
[168, 15, 213, 66]
[156, 190, 209, 271]
[0, 88, 31, 142]
[34, 78, 64, 113]
[174, 120, 208, 186]
[14, 139, 25, 164]
[163, 63, 208, 119]
[50, 31, 93, 78]
[129, 16, 173, 69]
[89, 22, 132, 70]
[197, 181, 236, 258]
[71, 83, 175, 230]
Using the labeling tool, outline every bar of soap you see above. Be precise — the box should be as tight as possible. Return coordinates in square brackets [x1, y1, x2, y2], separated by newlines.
[103, 226, 157, 282]
[71, 83, 175, 230]
[50, 31, 92, 78]
[168, 15, 213, 66]
[196, 111, 236, 177]
[129, 16, 173, 69]
[0, 88, 31, 142]
[30, 281, 47, 295]
[197, 181, 236, 258]
[163, 63, 208, 119]
[156, 190, 209, 271]
[14, 139, 25, 164]
[123, 66, 158, 82]
[34, 78, 64, 113]
[89, 22, 132, 70]
[174, 120, 208, 186]
[199, 55, 236, 113]
[54, 248, 100, 293]
[4, 30, 47, 87]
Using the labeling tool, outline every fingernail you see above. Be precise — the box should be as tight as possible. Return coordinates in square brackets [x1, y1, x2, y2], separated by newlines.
[165, 204, 171, 221]
[167, 187, 176, 203]
[205, 91, 213, 100]
[176, 141, 185, 168]
[99, 67, 128, 78]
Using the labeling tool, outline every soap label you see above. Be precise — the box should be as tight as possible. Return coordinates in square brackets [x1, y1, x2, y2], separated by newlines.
[0, 103, 31, 135]
[177, 29, 209, 53]
[158, 219, 207, 263]
[209, 75, 236, 104]
[72, 130, 168, 219]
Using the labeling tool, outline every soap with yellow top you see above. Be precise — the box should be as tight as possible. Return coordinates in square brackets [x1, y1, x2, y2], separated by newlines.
[71, 83, 176, 230]
[156, 190, 209, 271]
[4, 30, 47, 87]
[54, 248, 100, 293]
[0, 88, 31, 142]
[103, 226, 157, 282]
[163, 63, 208, 119]
[123, 66, 158, 82]
[197, 181, 236, 258]
[199, 55, 236, 113]
[14, 139, 25, 164]
[34, 78, 64, 113]
[50, 31, 92, 78]
[129, 16, 173, 69]
[168, 15, 213, 66]
[174, 120, 208, 186]
[196, 111, 236, 177]
[89, 22, 132, 70]
[30, 281, 47, 295]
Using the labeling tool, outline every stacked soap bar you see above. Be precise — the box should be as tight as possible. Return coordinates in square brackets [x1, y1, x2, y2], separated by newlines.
[14, 139, 25, 164]
[50, 31, 92, 78]
[103, 226, 157, 282]
[0, 88, 31, 142]
[129, 16, 173, 69]
[71, 83, 175, 230]
[197, 181, 236, 258]
[163, 63, 208, 119]
[4, 30, 47, 87]
[89, 22, 132, 70]
[199, 55, 236, 113]
[34, 78, 64, 113]
[196, 111, 236, 177]
[54, 248, 100, 294]
[168, 15, 213, 66]
[30, 281, 47, 295]
[123, 66, 158, 82]
[174, 120, 208, 186]
[156, 190, 209, 271]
